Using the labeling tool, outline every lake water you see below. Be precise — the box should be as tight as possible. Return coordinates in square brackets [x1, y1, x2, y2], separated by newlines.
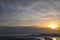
[0, 36, 60, 40]
[38, 37, 60, 40]
[50, 37, 60, 40]
[0, 34, 60, 40]
[27, 36, 60, 40]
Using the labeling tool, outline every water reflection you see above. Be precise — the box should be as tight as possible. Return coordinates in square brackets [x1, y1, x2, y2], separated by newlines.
[45, 37, 60, 40]
[0, 36, 60, 40]
[52, 38, 57, 40]
[39, 37, 60, 40]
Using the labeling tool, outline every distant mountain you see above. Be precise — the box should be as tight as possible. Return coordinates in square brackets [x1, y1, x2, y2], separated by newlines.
[0, 26, 60, 34]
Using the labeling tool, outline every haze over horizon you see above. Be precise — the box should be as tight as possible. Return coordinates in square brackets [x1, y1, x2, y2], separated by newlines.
[0, 0, 60, 28]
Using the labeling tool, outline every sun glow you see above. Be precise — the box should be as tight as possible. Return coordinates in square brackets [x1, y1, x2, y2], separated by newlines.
[48, 23, 58, 29]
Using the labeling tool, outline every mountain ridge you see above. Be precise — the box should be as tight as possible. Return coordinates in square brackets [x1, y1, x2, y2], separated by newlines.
[0, 26, 60, 34]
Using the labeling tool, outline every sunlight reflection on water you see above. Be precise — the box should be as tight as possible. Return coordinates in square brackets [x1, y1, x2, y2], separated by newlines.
[39, 37, 60, 40]
[49, 37, 60, 40]
[52, 38, 57, 40]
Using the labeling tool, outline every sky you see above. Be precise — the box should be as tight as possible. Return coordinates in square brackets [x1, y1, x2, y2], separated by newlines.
[0, 0, 60, 27]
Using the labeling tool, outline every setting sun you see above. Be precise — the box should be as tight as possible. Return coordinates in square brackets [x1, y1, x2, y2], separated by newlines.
[48, 23, 58, 29]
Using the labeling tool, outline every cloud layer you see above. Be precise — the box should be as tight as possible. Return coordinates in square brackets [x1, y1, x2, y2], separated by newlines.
[0, 0, 60, 26]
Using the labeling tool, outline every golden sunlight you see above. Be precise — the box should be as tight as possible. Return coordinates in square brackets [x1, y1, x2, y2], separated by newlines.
[52, 38, 57, 40]
[48, 23, 58, 29]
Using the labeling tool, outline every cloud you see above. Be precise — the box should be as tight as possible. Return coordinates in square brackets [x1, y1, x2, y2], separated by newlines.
[0, 0, 60, 26]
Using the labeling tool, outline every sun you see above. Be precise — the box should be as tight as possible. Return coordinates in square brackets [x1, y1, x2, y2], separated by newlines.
[48, 23, 58, 29]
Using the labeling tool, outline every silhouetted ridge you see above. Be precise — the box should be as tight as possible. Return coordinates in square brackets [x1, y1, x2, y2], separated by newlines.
[0, 26, 60, 34]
